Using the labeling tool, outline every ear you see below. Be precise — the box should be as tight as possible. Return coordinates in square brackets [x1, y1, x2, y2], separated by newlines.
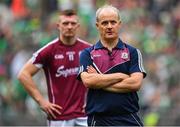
[96, 22, 99, 29]
[57, 22, 60, 28]
[57, 16, 61, 28]
[77, 23, 80, 28]
[118, 20, 121, 26]
[118, 20, 121, 28]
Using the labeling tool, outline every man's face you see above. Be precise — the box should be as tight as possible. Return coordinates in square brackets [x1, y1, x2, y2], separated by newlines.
[96, 9, 121, 41]
[57, 15, 79, 38]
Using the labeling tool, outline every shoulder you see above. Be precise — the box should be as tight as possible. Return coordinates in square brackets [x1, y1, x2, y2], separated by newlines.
[124, 42, 136, 50]
[77, 38, 92, 47]
[123, 41, 139, 53]
[80, 45, 94, 55]
[123, 41, 144, 58]
[35, 38, 59, 53]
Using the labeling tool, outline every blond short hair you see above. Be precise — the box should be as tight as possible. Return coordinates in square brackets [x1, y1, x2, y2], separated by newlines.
[96, 5, 120, 22]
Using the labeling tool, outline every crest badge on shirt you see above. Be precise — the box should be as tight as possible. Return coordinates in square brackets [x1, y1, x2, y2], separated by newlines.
[121, 52, 128, 59]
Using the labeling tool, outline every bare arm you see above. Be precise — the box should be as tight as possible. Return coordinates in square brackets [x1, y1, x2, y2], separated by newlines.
[17, 60, 62, 119]
[103, 72, 144, 93]
[86, 66, 143, 93]
[80, 65, 129, 89]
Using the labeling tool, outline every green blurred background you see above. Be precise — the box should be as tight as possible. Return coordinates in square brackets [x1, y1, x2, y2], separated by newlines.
[0, 0, 180, 126]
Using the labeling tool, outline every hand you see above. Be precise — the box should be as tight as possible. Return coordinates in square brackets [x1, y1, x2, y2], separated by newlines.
[82, 103, 86, 113]
[87, 65, 97, 73]
[39, 99, 62, 119]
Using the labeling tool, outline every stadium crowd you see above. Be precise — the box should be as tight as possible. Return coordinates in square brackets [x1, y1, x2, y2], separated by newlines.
[0, 0, 180, 126]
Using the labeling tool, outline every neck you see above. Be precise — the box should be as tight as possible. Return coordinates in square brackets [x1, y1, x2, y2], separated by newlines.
[60, 35, 76, 45]
[101, 38, 119, 51]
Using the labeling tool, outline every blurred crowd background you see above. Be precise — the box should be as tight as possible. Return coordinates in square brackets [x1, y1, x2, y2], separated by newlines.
[0, 0, 180, 126]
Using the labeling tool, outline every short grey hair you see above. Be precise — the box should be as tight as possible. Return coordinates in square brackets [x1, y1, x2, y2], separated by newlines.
[96, 5, 120, 22]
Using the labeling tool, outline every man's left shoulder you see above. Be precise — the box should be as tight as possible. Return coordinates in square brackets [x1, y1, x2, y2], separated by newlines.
[123, 42, 137, 52]
[77, 38, 92, 47]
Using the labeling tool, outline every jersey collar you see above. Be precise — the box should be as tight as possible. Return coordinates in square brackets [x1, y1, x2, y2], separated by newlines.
[94, 38, 124, 50]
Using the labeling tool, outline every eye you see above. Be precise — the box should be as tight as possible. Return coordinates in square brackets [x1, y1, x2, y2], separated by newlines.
[62, 22, 69, 26]
[71, 22, 77, 26]
[101, 21, 108, 26]
[111, 20, 117, 25]
[62, 22, 77, 26]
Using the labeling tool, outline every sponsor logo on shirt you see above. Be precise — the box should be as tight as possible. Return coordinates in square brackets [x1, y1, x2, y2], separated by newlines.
[56, 65, 79, 77]
[93, 54, 101, 57]
[54, 54, 64, 59]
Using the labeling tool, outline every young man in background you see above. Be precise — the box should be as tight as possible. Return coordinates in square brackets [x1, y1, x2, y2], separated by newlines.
[18, 9, 91, 126]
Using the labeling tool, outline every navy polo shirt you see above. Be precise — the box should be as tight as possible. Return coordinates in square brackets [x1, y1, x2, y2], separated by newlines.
[78, 39, 146, 116]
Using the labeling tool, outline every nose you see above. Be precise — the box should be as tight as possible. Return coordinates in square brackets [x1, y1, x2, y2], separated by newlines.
[107, 22, 112, 29]
[67, 23, 73, 29]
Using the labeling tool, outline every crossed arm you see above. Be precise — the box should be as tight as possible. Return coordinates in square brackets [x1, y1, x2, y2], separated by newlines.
[80, 65, 143, 93]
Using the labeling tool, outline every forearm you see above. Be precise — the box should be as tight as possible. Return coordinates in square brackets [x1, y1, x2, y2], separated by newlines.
[18, 71, 44, 104]
[81, 72, 129, 89]
[104, 87, 132, 93]
[103, 80, 139, 93]
[103, 72, 143, 93]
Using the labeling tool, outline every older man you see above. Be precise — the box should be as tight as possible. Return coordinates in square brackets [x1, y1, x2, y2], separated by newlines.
[78, 5, 146, 126]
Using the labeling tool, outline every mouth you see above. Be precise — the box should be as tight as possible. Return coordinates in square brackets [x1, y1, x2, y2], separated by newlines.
[107, 32, 113, 35]
[67, 30, 73, 32]
[66, 31, 73, 34]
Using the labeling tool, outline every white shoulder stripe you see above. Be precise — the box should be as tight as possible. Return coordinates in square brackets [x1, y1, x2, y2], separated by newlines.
[136, 49, 146, 73]
[47, 68, 55, 103]
[79, 65, 84, 73]
[31, 38, 59, 67]
[77, 38, 92, 46]
[35, 37, 59, 54]
[93, 62, 102, 74]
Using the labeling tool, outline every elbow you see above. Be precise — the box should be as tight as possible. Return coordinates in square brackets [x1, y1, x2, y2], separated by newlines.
[82, 76, 99, 89]
[81, 72, 97, 88]
[82, 79, 94, 88]
[133, 85, 141, 91]
[17, 70, 27, 83]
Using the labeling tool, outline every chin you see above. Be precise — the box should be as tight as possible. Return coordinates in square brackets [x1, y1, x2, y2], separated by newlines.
[105, 37, 116, 40]
[65, 34, 74, 37]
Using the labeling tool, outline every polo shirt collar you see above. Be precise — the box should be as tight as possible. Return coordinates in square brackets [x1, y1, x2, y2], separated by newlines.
[94, 38, 124, 50]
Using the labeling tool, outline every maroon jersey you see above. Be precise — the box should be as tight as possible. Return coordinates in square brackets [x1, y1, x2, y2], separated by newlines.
[31, 38, 91, 120]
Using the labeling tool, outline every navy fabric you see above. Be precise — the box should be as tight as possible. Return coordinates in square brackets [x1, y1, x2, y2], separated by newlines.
[88, 113, 143, 126]
[78, 38, 146, 125]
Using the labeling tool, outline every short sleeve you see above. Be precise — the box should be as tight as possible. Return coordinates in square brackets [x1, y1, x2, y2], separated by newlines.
[30, 46, 51, 68]
[77, 48, 93, 80]
[129, 49, 146, 78]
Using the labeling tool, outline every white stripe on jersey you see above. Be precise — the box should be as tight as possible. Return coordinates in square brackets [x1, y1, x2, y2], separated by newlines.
[30, 38, 59, 68]
[34, 63, 42, 68]
[77, 38, 92, 46]
[136, 49, 146, 73]
[36, 38, 59, 54]
[47, 68, 55, 103]
[79, 65, 84, 73]
[92, 62, 102, 74]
